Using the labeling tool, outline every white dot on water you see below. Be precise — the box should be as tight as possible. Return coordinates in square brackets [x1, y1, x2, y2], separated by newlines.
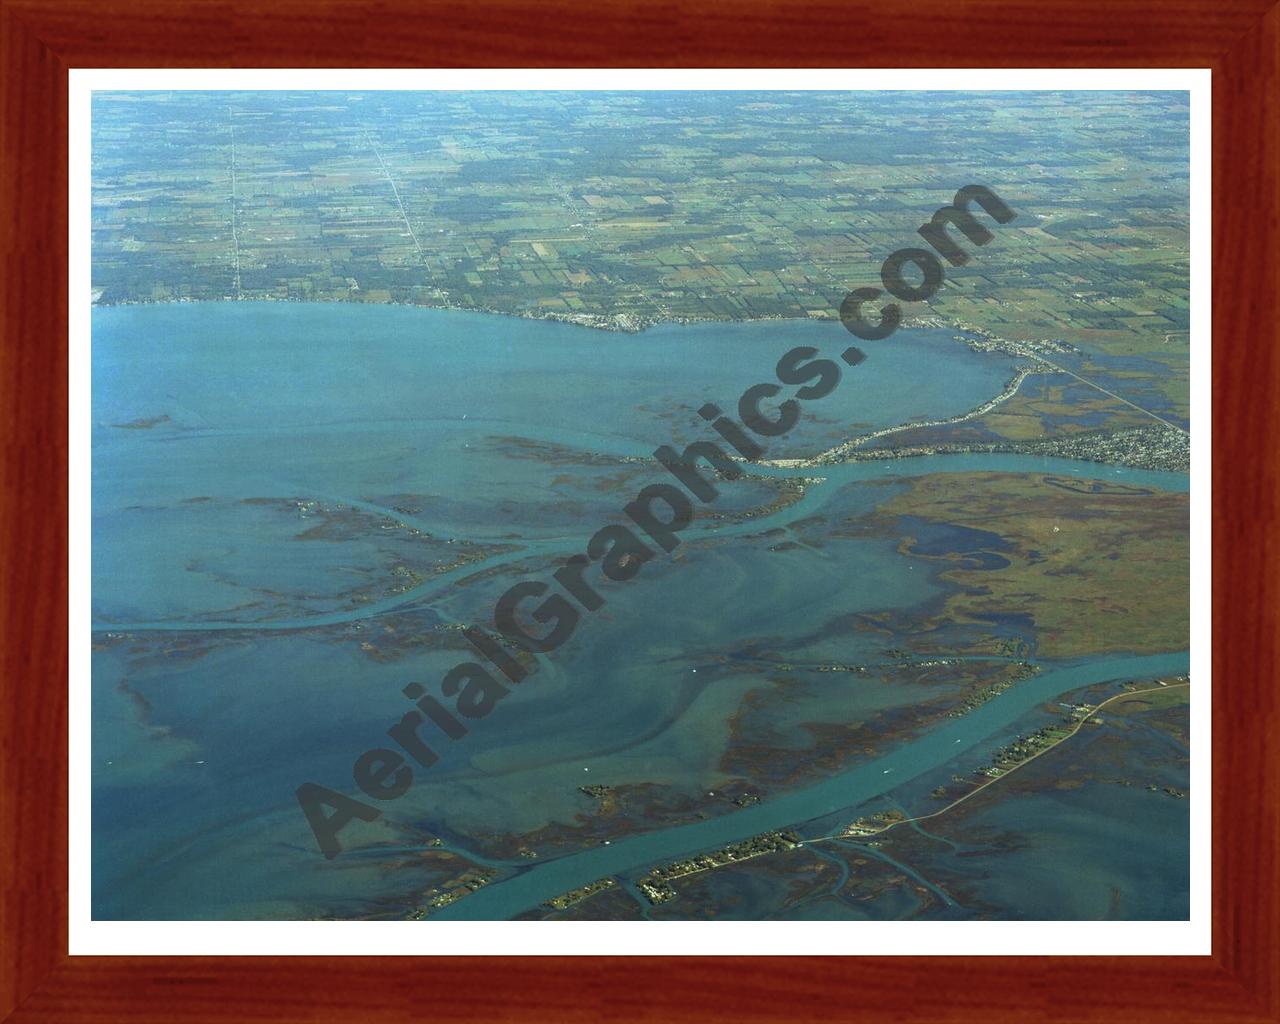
[583, 767, 589, 772]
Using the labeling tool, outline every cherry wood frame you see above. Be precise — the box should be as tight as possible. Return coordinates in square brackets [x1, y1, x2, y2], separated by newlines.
[2, 1, 1276, 1020]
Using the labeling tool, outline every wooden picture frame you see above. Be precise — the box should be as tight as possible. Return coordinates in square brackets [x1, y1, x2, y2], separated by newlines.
[2, 2, 1275, 1020]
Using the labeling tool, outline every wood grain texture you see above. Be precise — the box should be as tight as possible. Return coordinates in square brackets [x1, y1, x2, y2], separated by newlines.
[1, 1, 1276, 1020]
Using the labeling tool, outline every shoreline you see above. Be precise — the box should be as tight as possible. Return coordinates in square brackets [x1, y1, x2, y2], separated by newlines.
[805, 680, 1191, 848]
[431, 651, 1190, 921]
[89, 293, 968, 339]
[92, 298, 1187, 472]
[758, 364, 1046, 470]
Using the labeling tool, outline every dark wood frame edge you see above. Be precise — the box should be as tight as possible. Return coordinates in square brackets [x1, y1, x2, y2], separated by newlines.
[2, 1, 1276, 1020]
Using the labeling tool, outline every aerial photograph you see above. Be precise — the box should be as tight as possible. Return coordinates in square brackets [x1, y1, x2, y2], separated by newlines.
[91, 89, 1191, 922]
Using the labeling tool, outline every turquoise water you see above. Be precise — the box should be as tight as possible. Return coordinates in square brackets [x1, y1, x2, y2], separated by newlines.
[92, 301, 1018, 455]
[92, 302, 1024, 624]
[431, 651, 1188, 919]
[91, 302, 1189, 920]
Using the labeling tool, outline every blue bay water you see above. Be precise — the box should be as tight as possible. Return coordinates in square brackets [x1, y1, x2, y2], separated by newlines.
[431, 651, 1189, 920]
[91, 302, 1189, 920]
